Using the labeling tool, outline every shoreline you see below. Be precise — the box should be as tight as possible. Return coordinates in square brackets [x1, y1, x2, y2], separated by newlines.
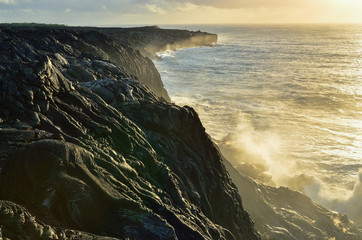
[0, 25, 260, 240]
[0, 24, 361, 239]
[152, 29, 362, 236]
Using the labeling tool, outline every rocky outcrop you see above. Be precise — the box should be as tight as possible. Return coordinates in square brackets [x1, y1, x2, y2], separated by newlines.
[98, 26, 218, 59]
[223, 159, 362, 240]
[80, 25, 218, 98]
[0, 26, 259, 240]
[0, 201, 117, 239]
[0, 25, 170, 101]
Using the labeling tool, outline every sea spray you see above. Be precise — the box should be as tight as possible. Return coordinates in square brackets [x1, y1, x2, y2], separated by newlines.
[155, 24, 362, 225]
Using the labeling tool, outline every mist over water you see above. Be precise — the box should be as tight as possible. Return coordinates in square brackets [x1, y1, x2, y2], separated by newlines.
[154, 24, 362, 225]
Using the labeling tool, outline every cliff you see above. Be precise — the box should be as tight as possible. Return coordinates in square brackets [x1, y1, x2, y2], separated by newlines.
[97, 26, 218, 59]
[0, 26, 259, 240]
[222, 156, 362, 240]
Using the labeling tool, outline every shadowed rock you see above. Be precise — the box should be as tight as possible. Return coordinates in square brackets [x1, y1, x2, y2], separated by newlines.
[97, 26, 218, 59]
[0, 25, 260, 240]
[222, 159, 362, 240]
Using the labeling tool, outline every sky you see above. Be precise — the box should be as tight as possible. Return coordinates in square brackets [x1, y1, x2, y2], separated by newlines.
[0, 0, 361, 26]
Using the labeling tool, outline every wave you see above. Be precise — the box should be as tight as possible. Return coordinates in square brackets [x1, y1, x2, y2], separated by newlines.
[154, 24, 362, 226]
[156, 50, 176, 59]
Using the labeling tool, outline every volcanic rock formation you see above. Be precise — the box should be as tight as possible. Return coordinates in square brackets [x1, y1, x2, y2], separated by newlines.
[223, 159, 362, 240]
[1, 24, 360, 240]
[0, 25, 258, 240]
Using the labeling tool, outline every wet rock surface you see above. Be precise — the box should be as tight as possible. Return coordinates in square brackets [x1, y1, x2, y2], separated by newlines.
[223, 159, 362, 240]
[0, 26, 259, 240]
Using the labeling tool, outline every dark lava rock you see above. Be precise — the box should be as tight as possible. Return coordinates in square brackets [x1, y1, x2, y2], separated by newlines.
[97, 26, 218, 59]
[0, 25, 170, 101]
[222, 158, 362, 240]
[0, 25, 260, 240]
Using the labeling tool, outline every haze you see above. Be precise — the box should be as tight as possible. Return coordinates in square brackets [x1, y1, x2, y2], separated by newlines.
[0, 0, 361, 25]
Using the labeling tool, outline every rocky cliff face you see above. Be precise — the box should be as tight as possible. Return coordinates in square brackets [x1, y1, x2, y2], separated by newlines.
[0, 26, 259, 240]
[0, 25, 171, 102]
[222, 159, 362, 240]
[98, 26, 218, 59]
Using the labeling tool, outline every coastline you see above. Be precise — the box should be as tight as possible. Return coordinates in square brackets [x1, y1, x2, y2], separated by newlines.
[152, 27, 362, 239]
[0, 25, 259, 240]
[0, 24, 360, 240]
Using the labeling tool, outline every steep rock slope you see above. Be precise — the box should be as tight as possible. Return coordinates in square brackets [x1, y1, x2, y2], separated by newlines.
[223, 159, 362, 240]
[0, 26, 260, 240]
[81, 25, 218, 98]
[98, 26, 218, 59]
[0, 25, 170, 101]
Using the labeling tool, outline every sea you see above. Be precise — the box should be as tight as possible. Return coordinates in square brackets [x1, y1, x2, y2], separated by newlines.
[153, 24, 362, 215]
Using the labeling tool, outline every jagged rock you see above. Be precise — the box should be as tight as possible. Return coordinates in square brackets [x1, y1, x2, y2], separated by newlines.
[0, 26, 170, 101]
[81, 77, 159, 105]
[1, 23, 360, 240]
[223, 159, 362, 240]
[0, 200, 118, 239]
[98, 26, 218, 59]
[67, 65, 96, 82]
[0, 25, 260, 240]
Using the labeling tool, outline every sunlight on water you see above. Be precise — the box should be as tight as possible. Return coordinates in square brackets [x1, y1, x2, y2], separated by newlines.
[155, 24, 362, 223]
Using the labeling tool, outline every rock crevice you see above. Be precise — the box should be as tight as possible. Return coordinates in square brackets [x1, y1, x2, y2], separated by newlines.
[0, 25, 259, 240]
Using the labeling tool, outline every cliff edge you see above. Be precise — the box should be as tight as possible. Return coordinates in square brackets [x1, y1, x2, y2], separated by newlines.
[98, 26, 218, 59]
[0, 25, 259, 240]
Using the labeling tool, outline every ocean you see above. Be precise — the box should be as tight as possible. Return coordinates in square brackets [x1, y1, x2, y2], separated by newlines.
[154, 24, 362, 215]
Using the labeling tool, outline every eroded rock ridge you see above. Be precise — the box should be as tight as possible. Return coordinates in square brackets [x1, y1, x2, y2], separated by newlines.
[0, 25, 258, 240]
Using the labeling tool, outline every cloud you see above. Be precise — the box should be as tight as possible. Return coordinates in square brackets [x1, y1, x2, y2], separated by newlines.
[0, 0, 15, 5]
[135, 0, 321, 10]
[0, 0, 360, 25]
[0, 0, 321, 13]
[0, 0, 136, 13]
[144, 4, 166, 14]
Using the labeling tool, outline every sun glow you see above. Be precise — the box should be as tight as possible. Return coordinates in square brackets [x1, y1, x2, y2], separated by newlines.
[337, 0, 362, 5]
[1, 0, 362, 25]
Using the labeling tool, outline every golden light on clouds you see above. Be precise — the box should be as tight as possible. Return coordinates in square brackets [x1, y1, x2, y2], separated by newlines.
[116, 0, 362, 25]
[0, 0, 361, 25]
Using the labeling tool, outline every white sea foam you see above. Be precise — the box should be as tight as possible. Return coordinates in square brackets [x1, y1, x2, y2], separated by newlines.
[156, 50, 175, 59]
[154, 24, 362, 225]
